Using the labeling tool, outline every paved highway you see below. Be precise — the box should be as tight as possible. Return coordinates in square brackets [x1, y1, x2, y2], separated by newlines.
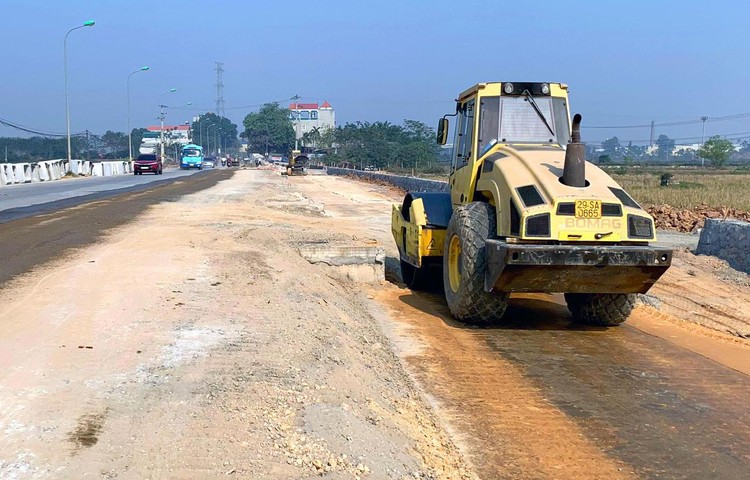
[0, 167, 213, 223]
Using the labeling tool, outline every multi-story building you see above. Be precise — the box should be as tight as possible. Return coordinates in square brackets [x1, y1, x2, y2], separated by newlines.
[289, 101, 335, 142]
[140, 125, 191, 154]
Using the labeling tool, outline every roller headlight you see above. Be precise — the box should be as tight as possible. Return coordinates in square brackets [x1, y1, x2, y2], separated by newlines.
[541, 83, 550, 95]
[503, 83, 514, 94]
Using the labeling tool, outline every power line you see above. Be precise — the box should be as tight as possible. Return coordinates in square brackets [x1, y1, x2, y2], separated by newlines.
[584, 112, 750, 129]
[0, 116, 86, 137]
[171, 95, 302, 112]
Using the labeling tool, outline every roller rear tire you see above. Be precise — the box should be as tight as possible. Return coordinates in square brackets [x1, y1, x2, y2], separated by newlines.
[400, 260, 431, 290]
[564, 293, 635, 326]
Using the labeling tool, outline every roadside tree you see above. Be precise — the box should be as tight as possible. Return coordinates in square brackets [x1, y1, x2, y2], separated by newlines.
[242, 103, 295, 154]
[101, 130, 128, 157]
[698, 136, 734, 167]
[192, 113, 239, 152]
[656, 134, 675, 161]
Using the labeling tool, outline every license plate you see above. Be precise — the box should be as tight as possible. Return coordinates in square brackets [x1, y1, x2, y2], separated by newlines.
[575, 200, 602, 219]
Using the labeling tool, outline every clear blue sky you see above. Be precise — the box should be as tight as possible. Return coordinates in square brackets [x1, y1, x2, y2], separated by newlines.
[1, 0, 749, 145]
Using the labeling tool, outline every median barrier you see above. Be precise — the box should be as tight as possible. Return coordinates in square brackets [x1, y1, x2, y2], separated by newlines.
[0, 159, 132, 187]
[326, 167, 449, 193]
[327, 167, 750, 274]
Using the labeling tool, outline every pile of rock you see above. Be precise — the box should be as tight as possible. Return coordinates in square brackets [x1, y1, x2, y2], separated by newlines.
[647, 203, 750, 232]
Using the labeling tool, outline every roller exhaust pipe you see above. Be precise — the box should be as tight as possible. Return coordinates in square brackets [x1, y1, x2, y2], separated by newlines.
[562, 113, 586, 187]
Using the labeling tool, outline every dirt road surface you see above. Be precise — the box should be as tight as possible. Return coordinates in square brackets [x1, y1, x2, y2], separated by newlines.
[1, 169, 749, 479]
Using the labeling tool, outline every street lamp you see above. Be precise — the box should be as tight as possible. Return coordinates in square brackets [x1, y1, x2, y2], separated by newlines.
[207, 124, 218, 155]
[127, 65, 150, 161]
[64, 19, 95, 167]
[200, 121, 213, 150]
[700, 116, 709, 167]
[156, 89, 177, 159]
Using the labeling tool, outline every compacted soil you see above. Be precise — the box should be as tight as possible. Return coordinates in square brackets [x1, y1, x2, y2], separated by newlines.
[1, 169, 749, 479]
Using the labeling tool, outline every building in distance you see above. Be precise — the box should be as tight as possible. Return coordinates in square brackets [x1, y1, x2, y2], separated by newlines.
[289, 101, 335, 141]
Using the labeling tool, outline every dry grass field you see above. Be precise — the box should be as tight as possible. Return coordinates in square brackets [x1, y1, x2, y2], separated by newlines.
[609, 169, 750, 210]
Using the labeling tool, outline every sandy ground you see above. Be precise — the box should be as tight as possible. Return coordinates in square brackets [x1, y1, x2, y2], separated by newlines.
[2, 169, 749, 479]
[0, 170, 474, 479]
[293, 173, 750, 478]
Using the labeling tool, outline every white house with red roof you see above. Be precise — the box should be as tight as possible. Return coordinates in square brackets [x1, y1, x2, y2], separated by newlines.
[289, 101, 335, 141]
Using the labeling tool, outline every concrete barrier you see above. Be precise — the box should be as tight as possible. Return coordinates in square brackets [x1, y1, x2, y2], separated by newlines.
[0, 159, 133, 186]
[329, 167, 750, 277]
[1, 160, 66, 185]
[326, 167, 449, 193]
[697, 218, 750, 274]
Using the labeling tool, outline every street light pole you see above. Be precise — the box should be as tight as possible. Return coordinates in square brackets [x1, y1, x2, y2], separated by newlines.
[154, 90, 176, 160]
[64, 20, 95, 168]
[127, 65, 149, 161]
[201, 121, 213, 151]
[700, 116, 709, 167]
[207, 125, 217, 155]
[158, 104, 167, 159]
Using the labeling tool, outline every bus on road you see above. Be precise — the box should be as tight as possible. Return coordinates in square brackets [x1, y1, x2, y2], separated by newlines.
[181, 144, 204, 170]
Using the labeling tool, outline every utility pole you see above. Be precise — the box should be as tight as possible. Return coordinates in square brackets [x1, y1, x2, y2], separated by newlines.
[158, 104, 167, 159]
[700, 116, 709, 167]
[649, 120, 655, 148]
[215, 62, 225, 117]
[291, 94, 301, 151]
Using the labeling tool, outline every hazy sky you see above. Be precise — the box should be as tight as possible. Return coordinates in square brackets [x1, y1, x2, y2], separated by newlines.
[1, 0, 749, 145]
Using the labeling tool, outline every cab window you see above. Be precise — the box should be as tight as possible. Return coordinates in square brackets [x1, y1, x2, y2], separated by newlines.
[478, 97, 500, 156]
[453, 99, 475, 171]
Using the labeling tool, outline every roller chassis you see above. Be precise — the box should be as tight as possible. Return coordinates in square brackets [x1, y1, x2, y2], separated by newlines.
[394, 201, 670, 292]
[392, 81, 673, 326]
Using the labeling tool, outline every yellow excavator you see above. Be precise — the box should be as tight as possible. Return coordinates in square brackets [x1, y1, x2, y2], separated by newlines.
[286, 149, 308, 176]
[392, 82, 671, 326]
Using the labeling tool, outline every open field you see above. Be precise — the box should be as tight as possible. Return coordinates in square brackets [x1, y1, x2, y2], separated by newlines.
[380, 166, 750, 210]
[608, 169, 750, 210]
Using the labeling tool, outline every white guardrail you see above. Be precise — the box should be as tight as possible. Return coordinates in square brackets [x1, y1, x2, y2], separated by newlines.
[0, 159, 133, 186]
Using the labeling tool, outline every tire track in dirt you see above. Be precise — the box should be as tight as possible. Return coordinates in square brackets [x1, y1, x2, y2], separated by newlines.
[372, 289, 636, 480]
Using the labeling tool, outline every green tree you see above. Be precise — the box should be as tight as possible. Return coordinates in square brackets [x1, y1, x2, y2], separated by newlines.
[698, 136, 734, 167]
[403, 119, 434, 143]
[301, 126, 322, 149]
[601, 136, 620, 157]
[130, 128, 148, 155]
[242, 103, 295, 154]
[656, 134, 675, 161]
[101, 130, 128, 157]
[397, 141, 434, 170]
[192, 113, 239, 153]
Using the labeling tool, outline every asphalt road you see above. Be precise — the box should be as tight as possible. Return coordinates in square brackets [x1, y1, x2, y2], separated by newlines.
[0, 167, 215, 223]
[0, 169, 233, 285]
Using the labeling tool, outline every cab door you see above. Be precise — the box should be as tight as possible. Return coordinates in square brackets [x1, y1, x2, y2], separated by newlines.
[449, 98, 477, 206]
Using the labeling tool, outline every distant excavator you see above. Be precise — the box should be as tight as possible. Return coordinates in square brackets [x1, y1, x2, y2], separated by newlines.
[286, 150, 309, 176]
